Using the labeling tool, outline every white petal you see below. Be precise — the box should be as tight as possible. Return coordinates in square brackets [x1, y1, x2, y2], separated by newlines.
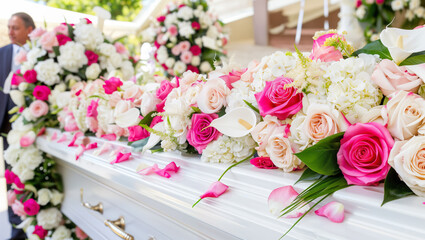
[115, 108, 141, 128]
[210, 107, 257, 137]
[143, 122, 164, 152]
[406, 64, 425, 83]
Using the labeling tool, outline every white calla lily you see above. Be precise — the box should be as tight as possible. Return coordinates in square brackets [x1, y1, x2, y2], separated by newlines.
[380, 27, 425, 64]
[143, 122, 164, 152]
[209, 107, 257, 137]
[115, 108, 141, 128]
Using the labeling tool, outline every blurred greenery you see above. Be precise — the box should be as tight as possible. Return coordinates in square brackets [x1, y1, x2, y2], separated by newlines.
[34, 0, 143, 21]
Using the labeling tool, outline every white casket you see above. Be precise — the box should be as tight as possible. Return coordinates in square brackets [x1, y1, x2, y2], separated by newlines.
[36, 129, 425, 240]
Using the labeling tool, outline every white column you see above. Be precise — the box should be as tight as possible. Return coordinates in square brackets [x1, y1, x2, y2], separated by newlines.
[337, 0, 366, 49]
[253, 0, 269, 46]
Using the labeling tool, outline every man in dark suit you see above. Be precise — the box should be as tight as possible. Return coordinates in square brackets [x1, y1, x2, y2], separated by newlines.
[1, 12, 35, 240]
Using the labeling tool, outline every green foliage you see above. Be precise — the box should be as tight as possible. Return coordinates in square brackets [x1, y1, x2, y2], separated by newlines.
[399, 51, 425, 66]
[34, 0, 142, 22]
[382, 168, 415, 206]
[352, 40, 392, 60]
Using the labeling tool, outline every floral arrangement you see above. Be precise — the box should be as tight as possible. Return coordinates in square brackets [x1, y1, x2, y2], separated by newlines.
[3, 18, 136, 239]
[355, 0, 425, 41]
[142, 0, 228, 76]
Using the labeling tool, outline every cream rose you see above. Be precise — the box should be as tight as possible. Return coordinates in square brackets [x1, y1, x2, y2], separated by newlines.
[140, 92, 160, 116]
[36, 207, 63, 230]
[10, 90, 25, 107]
[50, 189, 64, 206]
[51, 225, 72, 240]
[388, 137, 425, 197]
[265, 126, 304, 172]
[197, 78, 230, 113]
[37, 188, 52, 206]
[251, 115, 282, 151]
[382, 90, 425, 140]
[360, 105, 386, 125]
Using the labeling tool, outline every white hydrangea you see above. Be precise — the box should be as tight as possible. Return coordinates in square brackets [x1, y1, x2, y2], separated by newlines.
[97, 104, 114, 134]
[26, 47, 46, 66]
[177, 6, 193, 20]
[34, 59, 62, 85]
[20, 146, 44, 170]
[98, 43, 116, 57]
[86, 63, 101, 79]
[178, 21, 195, 38]
[199, 11, 212, 28]
[120, 60, 134, 81]
[324, 54, 382, 123]
[51, 225, 72, 240]
[226, 81, 257, 113]
[57, 41, 88, 72]
[157, 46, 168, 64]
[4, 144, 21, 167]
[37, 208, 63, 230]
[164, 12, 178, 28]
[74, 23, 104, 50]
[12, 161, 34, 182]
[201, 135, 256, 163]
[251, 51, 297, 92]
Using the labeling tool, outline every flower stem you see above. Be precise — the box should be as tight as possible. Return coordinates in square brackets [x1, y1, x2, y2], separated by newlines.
[217, 152, 254, 181]
[192, 198, 202, 208]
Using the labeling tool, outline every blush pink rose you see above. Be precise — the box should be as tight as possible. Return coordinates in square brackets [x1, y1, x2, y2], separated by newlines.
[75, 226, 88, 240]
[372, 59, 422, 97]
[29, 100, 49, 118]
[337, 122, 394, 186]
[53, 24, 69, 35]
[20, 131, 36, 147]
[197, 78, 230, 114]
[187, 113, 221, 154]
[255, 77, 303, 120]
[168, 25, 178, 36]
[33, 225, 48, 239]
[114, 42, 129, 55]
[56, 34, 72, 46]
[251, 115, 283, 151]
[39, 31, 59, 52]
[156, 33, 167, 45]
[250, 157, 278, 169]
[171, 45, 181, 56]
[11, 200, 26, 217]
[85, 50, 99, 66]
[109, 91, 123, 108]
[29, 28, 47, 41]
[128, 125, 149, 142]
[7, 190, 16, 206]
[87, 117, 98, 133]
[14, 49, 27, 65]
[180, 51, 193, 64]
[103, 77, 123, 94]
[23, 198, 40, 216]
[33, 85, 51, 100]
[179, 41, 191, 52]
[23, 69, 37, 83]
[123, 85, 143, 104]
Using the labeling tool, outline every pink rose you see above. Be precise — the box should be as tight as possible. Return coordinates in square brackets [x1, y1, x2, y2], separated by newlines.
[187, 113, 221, 154]
[20, 131, 36, 147]
[87, 99, 99, 118]
[179, 41, 191, 52]
[123, 85, 143, 104]
[156, 79, 177, 100]
[376, 0, 384, 4]
[5, 169, 17, 185]
[187, 65, 199, 74]
[168, 25, 178, 37]
[103, 77, 123, 94]
[310, 33, 343, 62]
[24, 69, 37, 83]
[356, 0, 362, 7]
[157, 16, 166, 22]
[240, 60, 259, 83]
[29, 28, 47, 41]
[29, 100, 49, 118]
[191, 22, 201, 30]
[11, 200, 26, 217]
[150, 116, 163, 127]
[180, 51, 193, 64]
[56, 34, 72, 46]
[11, 70, 25, 86]
[85, 50, 99, 66]
[23, 198, 40, 216]
[87, 117, 98, 133]
[250, 157, 278, 169]
[255, 77, 303, 120]
[251, 115, 282, 151]
[33, 85, 51, 101]
[337, 122, 394, 185]
[7, 190, 16, 206]
[83, 18, 92, 24]
[171, 45, 181, 56]
[114, 42, 129, 55]
[33, 225, 48, 239]
[219, 68, 247, 90]
[372, 59, 422, 97]
[53, 24, 69, 35]
[156, 34, 167, 45]
[190, 45, 201, 56]
[14, 49, 27, 65]
[39, 31, 59, 52]
[128, 125, 149, 142]
[75, 226, 88, 240]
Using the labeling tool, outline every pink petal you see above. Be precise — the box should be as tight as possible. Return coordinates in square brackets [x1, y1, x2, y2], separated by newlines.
[163, 162, 180, 173]
[68, 132, 84, 147]
[86, 142, 98, 150]
[155, 169, 171, 178]
[200, 181, 228, 199]
[268, 186, 309, 218]
[75, 145, 86, 161]
[57, 134, 67, 143]
[137, 164, 160, 175]
[110, 146, 125, 157]
[93, 142, 111, 156]
[101, 134, 117, 141]
[110, 152, 132, 164]
[50, 132, 58, 141]
[315, 201, 345, 223]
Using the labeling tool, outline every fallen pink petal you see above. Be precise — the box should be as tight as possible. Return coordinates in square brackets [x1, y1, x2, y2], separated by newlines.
[155, 169, 171, 178]
[315, 201, 345, 223]
[57, 134, 67, 143]
[93, 142, 111, 156]
[50, 132, 58, 141]
[110, 152, 132, 164]
[137, 164, 160, 175]
[268, 186, 309, 218]
[75, 145, 86, 161]
[101, 134, 117, 141]
[163, 162, 180, 173]
[200, 181, 229, 199]
[68, 132, 84, 147]
[86, 142, 98, 150]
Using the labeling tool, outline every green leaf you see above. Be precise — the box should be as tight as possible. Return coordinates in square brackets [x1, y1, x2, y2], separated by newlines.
[53, 46, 60, 56]
[382, 168, 415, 206]
[243, 100, 259, 114]
[399, 51, 425, 66]
[217, 107, 226, 117]
[295, 132, 345, 176]
[191, 106, 202, 113]
[128, 137, 149, 148]
[352, 40, 392, 60]
[295, 168, 324, 184]
[139, 111, 157, 126]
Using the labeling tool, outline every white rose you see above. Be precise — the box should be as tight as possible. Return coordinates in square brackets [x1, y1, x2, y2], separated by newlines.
[382, 91, 425, 141]
[184, 85, 202, 106]
[98, 43, 116, 57]
[265, 126, 304, 172]
[156, 46, 168, 64]
[165, 58, 175, 68]
[165, 115, 189, 144]
[251, 115, 282, 151]
[10, 90, 25, 107]
[34, 59, 62, 86]
[109, 53, 123, 68]
[50, 189, 64, 206]
[21, 146, 43, 170]
[51, 225, 72, 240]
[18, 82, 28, 91]
[389, 137, 425, 197]
[202, 36, 217, 50]
[37, 188, 52, 206]
[12, 161, 34, 182]
[37, 208, 63, 230]
[177, 6, 193, 20]
[85, 63, 101, 79]
[289, 113, 310, 151]
[28, 234, 41, 240]
[140, 92, 160, 116]
[120, 60, 134, 81]
[173, 61, 187, 74]
[74, 23, 104, 50]
[191, 56, 200, 66]
[55, 92, 72, 109]
[58, 41, 88, 73]
[360, 105, 386, 124]
[200, 61, 212, 73]
[195, 38, 203, 47]
[4, 144, 20, 166]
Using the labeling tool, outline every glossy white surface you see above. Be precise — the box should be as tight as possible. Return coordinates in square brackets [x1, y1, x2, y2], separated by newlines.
[36, 129, 425, 240]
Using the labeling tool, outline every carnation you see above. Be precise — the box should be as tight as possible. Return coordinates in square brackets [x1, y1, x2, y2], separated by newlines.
[178, 21, 195, 38]
[36, 208, 63, 230]
[177, 6, 193, 20]
[74, 23, 104, 50]
[58, 41, 88, 72]
[34, 59, 62, 86]
[201, 135, 256, 163]
[86, 63, 101, 80]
